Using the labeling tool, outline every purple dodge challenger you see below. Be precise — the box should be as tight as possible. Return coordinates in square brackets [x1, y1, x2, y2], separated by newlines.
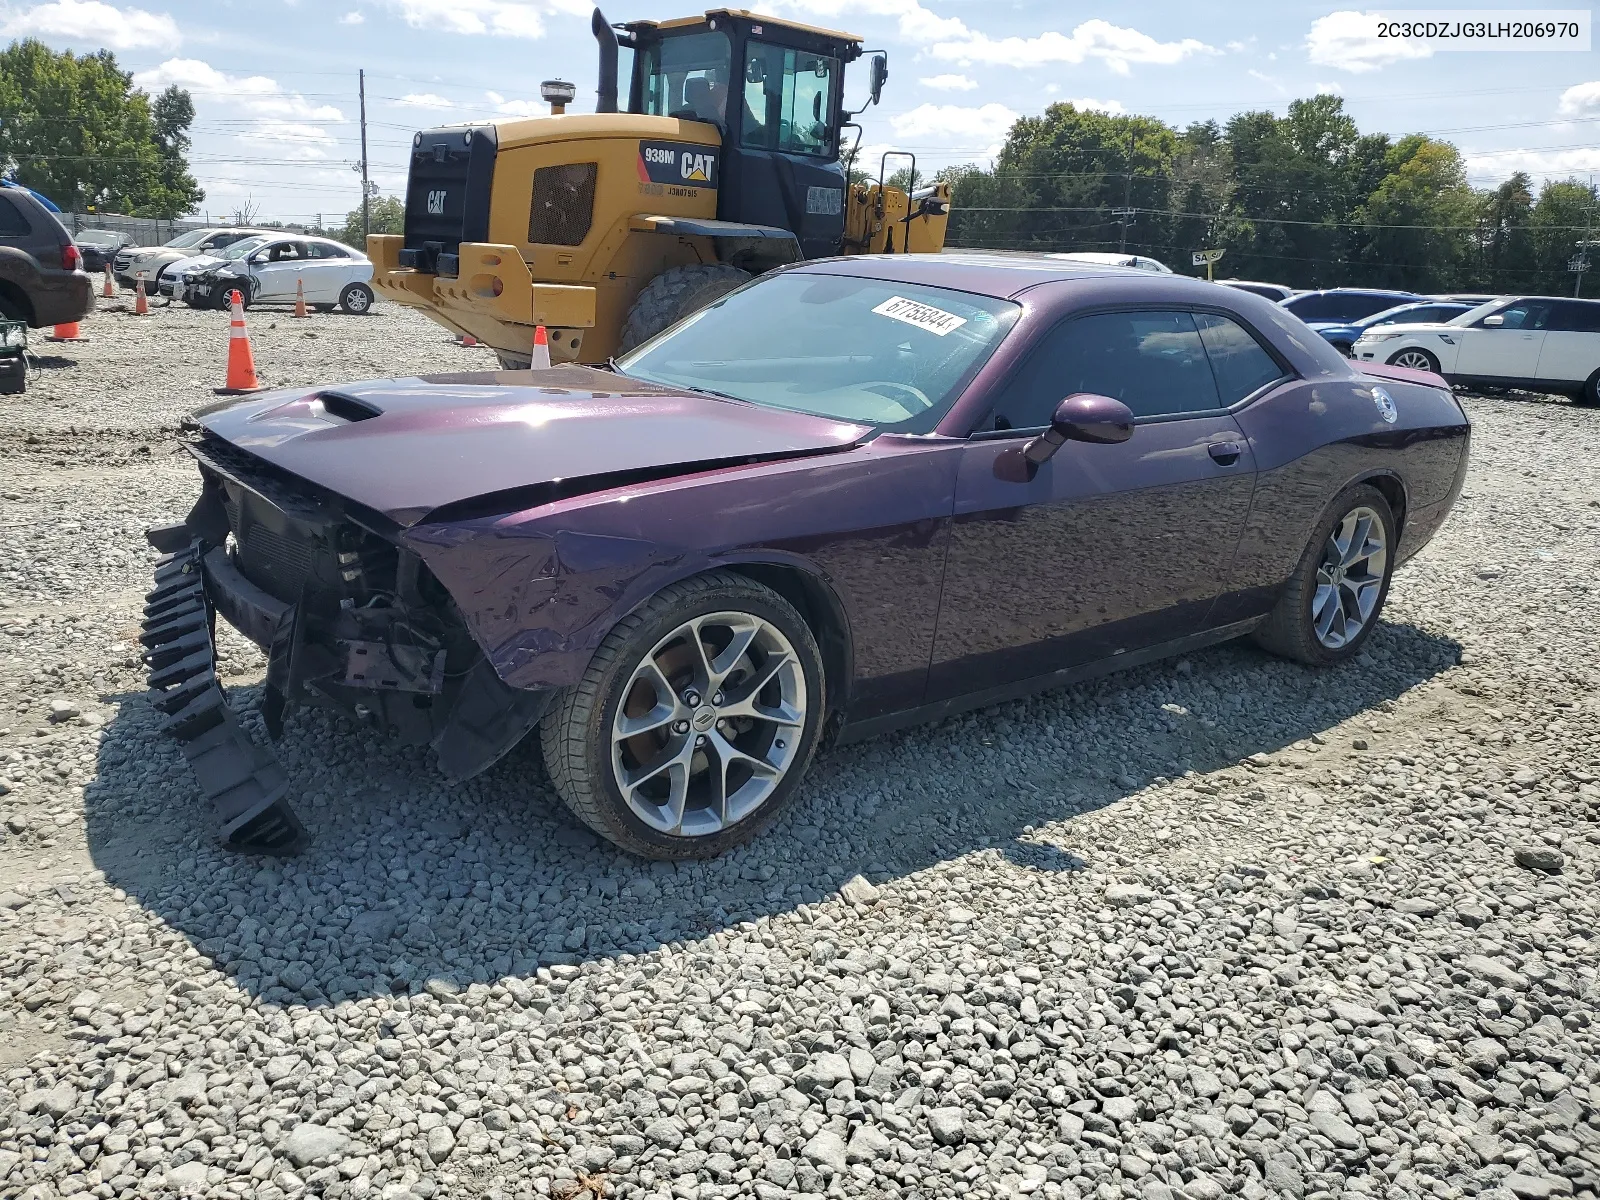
[142, 254, 1470, 858]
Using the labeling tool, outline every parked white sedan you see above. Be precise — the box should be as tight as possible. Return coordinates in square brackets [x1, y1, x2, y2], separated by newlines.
[1351, 295, 1600, 405]
[179, 235, 376, 314]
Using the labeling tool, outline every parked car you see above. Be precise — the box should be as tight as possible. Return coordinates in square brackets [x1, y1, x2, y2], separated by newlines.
[1309, 300, 1474, 355]
[144, 254, 1470, 856]
[1281, 288, 1422, 323]
[0, 186, 93, 328]
[1051, 251, 1173, 273]
[1351, 295, 1600, 404]
[163, 235, 270, 301]
[1220, 280, 1294, 302]
[179, 235, 375, 313]
[1430, 294, 1500, 305]
[116, 227, 271, 288]
[73, 229, 134, 274]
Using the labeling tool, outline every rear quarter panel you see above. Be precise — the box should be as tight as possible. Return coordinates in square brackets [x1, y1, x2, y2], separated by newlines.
[404, 435, 963, 720]
[1218, 375, 1469, 623]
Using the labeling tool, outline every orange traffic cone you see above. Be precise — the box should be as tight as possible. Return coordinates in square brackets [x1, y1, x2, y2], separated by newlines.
[215, 290, 262, 394]
[134, 277, 149, 316]
[45, 321, 83, 342]
[292, 278, 309, 319]
[459, 333, 477, 347]
[101, 265, 114, 299]
[530, 324, 551, 369]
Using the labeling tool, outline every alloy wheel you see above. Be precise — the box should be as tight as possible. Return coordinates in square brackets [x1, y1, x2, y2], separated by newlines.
[1312, 506, 1388, 649]
[1391, 349, 1434, 371]
[610, 611, 806, 837]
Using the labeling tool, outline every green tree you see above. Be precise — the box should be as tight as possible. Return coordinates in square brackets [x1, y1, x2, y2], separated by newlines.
[1476, 172, 1533, 293]
[0, 39, 202, 216]
[335, 195, 405, 248]
[1528, 179, 1597, 295]
[1353, 135, 1477, 291]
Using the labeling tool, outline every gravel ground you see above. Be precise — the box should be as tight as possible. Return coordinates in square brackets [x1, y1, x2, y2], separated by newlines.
[0, 300, 1597, 1200]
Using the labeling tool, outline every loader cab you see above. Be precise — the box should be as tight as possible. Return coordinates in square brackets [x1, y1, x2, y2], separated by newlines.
[623, 10, 861, 260]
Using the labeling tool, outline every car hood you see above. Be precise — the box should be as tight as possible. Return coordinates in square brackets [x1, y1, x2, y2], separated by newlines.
[1352, 322, 1460, 339]
[195, 366, 871, 527]
[171, 253, 226, 274]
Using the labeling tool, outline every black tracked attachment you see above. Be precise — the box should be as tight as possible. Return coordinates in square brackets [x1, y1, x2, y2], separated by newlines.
[141, 539, 307, 855]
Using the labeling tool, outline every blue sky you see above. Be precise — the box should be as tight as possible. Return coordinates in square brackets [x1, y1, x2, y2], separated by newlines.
[2, 0, 1597, 222]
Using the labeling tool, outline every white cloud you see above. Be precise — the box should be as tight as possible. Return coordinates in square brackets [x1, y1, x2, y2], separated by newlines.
[929, 19, 1214, 75]
[1558, 81, 1600, 116]
[134, 59, 344, 151]
[1064, 96, 1125, 115]
[919, 73, 976, 91]
[485, 89, 545, 116]
[0, 0, 179, 50]
[889, 101, 1018, 154]
[1305, 11, 1432, 73]
[381, 0, 587, 39]
[396, 92, 453, 108]
[1315, 80, 1343, 94]
[1466, 147, 1600, 181]
[339, 9, 364, 21]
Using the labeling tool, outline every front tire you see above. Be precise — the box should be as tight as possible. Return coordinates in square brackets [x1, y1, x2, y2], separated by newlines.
[618, 264, 751, 354]
[1387, 347, 1439, 373]
[1253, 484, 1396, 666]
[339, 282, 375, 314]
[541, 570, 826, 859]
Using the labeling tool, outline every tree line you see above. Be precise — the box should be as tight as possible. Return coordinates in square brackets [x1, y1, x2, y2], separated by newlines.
[938, 94, 1599, 295]
[0, 39, 202, 218]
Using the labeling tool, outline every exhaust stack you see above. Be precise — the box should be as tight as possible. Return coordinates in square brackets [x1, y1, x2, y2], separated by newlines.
[593, 8, 619, 114]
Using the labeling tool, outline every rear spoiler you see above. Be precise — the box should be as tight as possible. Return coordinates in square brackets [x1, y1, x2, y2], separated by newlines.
[1355, 360, 1448, 390]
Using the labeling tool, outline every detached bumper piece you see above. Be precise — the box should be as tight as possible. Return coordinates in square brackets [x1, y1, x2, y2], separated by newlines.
[141, 538, 307, 855]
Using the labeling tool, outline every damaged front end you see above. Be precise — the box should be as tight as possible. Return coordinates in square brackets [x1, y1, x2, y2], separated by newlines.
[143, 432, 553, 854]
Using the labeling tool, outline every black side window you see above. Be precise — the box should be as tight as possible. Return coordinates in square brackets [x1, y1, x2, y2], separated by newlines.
[0, 197, 32, 237]
[1547, 301, 1600, 333]
[308, 242, 348, 259]
[990, 310, 1221, 430]
[1492, 302, 1553, 330]
[1286, 294, 1333, 321]
[1194, 312, 1285, 404]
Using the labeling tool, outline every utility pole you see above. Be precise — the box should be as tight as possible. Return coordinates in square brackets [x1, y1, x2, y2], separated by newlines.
[1116, 128, 1135, 253]
[359, 69, 371, 240]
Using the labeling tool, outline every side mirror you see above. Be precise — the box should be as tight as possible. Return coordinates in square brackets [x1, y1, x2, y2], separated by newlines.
[1023, 393, 1135, 465]
[869, 54, 888, 106]
[1481, 314, 1504, 327]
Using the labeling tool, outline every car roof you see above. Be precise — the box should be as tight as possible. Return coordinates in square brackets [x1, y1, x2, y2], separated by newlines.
[1294, 287, 1420, 297]
[795, 251, 1177, 300]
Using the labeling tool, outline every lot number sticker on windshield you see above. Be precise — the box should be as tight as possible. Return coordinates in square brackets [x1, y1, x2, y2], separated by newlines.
[871, 295, 968, 336]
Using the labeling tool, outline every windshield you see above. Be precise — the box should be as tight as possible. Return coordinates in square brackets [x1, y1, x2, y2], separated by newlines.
[217, 236, 269, 261]
[616, 271, 1020, 432]
[164, 229, 210, 249]
[76, 230, 120, 247]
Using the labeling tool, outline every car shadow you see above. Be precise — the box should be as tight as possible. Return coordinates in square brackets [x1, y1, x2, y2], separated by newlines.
[85, 618, 1461, 1009]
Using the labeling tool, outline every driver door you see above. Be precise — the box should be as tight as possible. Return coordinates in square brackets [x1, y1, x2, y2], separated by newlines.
[927, 309, 1259, 701]
[1454, 299, 1552, 379]
[249, 240, 309, 302]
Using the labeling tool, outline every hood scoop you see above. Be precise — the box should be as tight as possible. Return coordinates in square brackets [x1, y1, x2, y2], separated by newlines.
[315, 391, 383, 423]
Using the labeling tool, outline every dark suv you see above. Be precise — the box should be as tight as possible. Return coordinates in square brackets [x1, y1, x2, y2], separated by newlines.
[0, 187, 93, 327]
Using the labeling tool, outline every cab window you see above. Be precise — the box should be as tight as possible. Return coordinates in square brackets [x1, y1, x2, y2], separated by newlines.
[640, 31, 733, 125]
[741, 42, 837, 156]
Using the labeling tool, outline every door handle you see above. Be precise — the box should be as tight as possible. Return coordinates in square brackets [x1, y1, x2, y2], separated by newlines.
[1208, 441, 1243, 466]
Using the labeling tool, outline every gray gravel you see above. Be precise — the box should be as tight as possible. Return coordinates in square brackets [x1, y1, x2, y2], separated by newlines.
[1, 307, 1598, 1200]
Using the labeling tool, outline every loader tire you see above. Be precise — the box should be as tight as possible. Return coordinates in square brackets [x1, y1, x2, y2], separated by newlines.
[618, 264, 751, 353]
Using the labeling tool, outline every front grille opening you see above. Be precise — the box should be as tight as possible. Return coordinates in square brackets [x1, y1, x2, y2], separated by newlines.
[529, 162, 597, 246]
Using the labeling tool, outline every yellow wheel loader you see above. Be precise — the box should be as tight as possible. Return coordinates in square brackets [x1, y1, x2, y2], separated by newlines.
[368, 7, 953, 367]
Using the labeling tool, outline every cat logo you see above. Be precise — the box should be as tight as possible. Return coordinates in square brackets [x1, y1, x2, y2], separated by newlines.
[681, 153, 714, 183]
[426, 190, 447, 215]
[637, 140, 717, 188]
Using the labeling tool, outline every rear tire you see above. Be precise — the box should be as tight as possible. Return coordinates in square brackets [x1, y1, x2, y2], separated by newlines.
[339, 282, 375, 315]
[1575, 368, 1600, 406]
[618, 264, 751, 354]
[1387, 347, 1439, 373]
[1253, 484, 1396, 667]
[540, 570, 825, 859]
